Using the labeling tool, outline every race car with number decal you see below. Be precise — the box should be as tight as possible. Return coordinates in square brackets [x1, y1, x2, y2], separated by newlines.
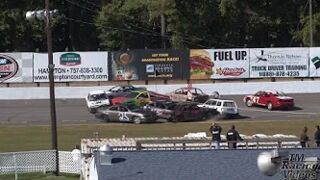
[168, 87, 210, 103]
[111, 90, 170, 107]
[243, 90, 294, 110]
[94, 104, 158, 124]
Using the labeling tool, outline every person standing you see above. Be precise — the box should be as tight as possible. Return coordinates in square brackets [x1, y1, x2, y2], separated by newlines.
[209, 122, 222, 149]
[300, 126, 309, 148]
[314, 125, 320, 147]
[226, 125, 243, 149]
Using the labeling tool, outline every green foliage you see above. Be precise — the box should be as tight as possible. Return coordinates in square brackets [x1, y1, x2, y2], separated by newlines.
[294, 13, 320, 47]
[0, 0, 320, 51]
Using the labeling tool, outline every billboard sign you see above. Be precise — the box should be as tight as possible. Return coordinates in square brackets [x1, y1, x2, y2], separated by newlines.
[0, 53, 33, 83]
[249, 48, 309, 78]
[34, 52, 109, 82]
[189, 49, 249, 79]
[110, 50, 189, 80]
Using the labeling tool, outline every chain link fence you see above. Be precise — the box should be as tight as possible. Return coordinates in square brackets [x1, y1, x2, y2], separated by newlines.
[0, 150, 80, 175]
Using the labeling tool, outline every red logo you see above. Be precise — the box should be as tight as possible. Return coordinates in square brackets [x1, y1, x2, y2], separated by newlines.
[0, 54, 18, 82]
[216, 67, 245, 76]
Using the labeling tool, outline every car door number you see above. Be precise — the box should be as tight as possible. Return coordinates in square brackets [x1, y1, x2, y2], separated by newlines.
[253, 96, 260, 103]
[119, 112, 129, 121]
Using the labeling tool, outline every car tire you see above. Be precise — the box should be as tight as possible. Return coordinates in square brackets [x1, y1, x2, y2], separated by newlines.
[89, 108, 96, 114]
[246, 99, 253, 107]
[103, 115, 110, 122]
[133, 117, 142, 124]
[267, 102, 273, 111]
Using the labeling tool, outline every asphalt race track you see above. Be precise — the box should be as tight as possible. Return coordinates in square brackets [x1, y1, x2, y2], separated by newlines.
[0, 93, 319, 125]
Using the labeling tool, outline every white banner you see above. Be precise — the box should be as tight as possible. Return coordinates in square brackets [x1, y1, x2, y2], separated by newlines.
[33, 52, 109, 82]
[309, 47, 320, 77]
[249, 48, 309, 78]
[0, 53, 33, 83]
[209, 49, 249, 79]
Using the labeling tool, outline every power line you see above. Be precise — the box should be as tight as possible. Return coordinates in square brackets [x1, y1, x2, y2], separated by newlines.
[62, 0, 242, 48]
[64, 0, 97, 13]
[64, 16, 212, 48]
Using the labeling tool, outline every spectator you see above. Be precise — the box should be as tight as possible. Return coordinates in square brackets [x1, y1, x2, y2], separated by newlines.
[314, 125, 320, 147]
[71, 145, 81, 161]
[226, 125, 243, 149]
[209, 122, 222, 149]
[300, 126, 309, 148]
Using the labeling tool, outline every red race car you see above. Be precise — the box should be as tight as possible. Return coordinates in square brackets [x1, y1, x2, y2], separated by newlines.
[243, 90, 294, 110]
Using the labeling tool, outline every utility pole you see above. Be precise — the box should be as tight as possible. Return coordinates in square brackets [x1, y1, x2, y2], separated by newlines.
[26, 0, 59, 176]
[45, 0, 59, 175]
[309, 0, 313, 47]
[160, 0, 166, 49]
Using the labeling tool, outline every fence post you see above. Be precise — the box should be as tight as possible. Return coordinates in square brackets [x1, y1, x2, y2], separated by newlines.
[13, 153, 17, 180]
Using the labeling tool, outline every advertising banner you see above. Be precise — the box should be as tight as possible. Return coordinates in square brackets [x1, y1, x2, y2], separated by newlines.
[249, 48, 309, 78]
[110, 50, 189, 80]
[189, 49, 249, 79]
[34, 52, 108, 82]
[0, 53, 33, 83]
[309, 47, 320, 77]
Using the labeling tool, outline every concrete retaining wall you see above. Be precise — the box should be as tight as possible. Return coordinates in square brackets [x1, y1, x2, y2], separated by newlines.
[1, 80, 320, 100]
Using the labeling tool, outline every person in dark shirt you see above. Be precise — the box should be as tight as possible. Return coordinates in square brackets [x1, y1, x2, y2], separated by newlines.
[226, 125, 243, 149]
[209, 122, 222, 149]
[314, 125, 320, 147]
[300, 126, 309, 148]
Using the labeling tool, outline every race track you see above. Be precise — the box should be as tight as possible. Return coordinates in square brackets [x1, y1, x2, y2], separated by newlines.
[0, 93, 319, 125]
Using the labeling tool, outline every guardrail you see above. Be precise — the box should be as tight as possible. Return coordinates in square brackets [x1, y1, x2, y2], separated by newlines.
[82, 137, 301, 153]
[134, 138, 301, 150]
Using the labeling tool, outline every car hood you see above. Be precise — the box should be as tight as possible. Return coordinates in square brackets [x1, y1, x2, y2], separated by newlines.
[111, 96, 129, 103]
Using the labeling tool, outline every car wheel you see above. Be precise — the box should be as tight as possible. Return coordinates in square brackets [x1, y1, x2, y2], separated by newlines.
[246, 99, 253, 107]
[133, 117, 142, 124]
[103, 115, 110, 122]
[267, 102, 273, 111]
[89, 108, 96, 114]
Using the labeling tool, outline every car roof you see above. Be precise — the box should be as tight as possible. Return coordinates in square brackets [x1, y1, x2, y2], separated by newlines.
[179, 87, 199, 90]
[88, 90, 106, 95]
[206, 98, 235, 102]
[259, 90, 282, 94]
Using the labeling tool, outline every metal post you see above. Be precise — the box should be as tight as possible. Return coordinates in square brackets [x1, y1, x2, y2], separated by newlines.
[160, 0, 166, 49]
[45, 0, 59, 175]
[309, 0, 313, 47]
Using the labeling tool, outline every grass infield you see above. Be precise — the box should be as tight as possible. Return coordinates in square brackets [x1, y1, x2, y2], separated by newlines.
[0, 119, 320, 152]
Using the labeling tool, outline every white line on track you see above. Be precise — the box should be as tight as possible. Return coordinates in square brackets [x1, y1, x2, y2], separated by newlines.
[239, 108, 318, 115]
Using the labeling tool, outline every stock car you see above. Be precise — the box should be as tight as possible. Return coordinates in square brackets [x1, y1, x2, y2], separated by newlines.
[95, 104, 158, 124]
[144, 101, 176, 120]
[85, 90, 110, 113]
[198, 98, 239, 119]
[172, 102, 215, 122]
[111, 90, 170, 107]
[107, 85, 146, 93]
[243, 90, 294, 110]
[168, 87, 210, 103]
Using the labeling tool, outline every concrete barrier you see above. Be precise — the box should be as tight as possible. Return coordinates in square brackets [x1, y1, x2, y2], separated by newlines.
[1, 80, 320, 99]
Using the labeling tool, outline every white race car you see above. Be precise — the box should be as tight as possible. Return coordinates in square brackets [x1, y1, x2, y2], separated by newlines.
[85, 90, 110, 113]
[198, 98, 239, 119]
